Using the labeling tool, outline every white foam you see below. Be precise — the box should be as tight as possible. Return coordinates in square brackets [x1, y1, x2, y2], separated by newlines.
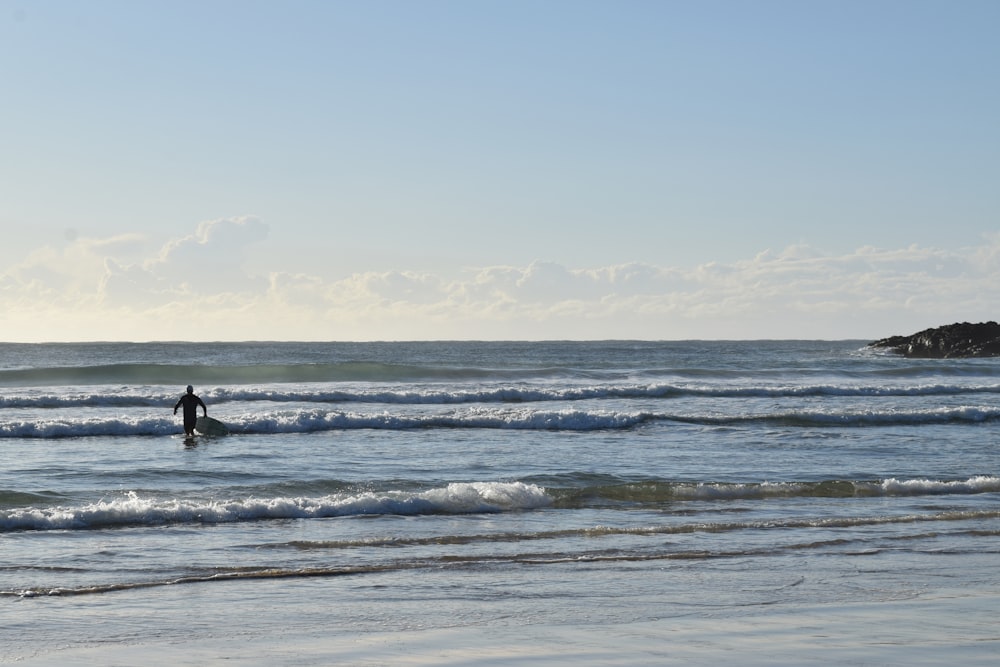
[872, 475, 1000, 495]
[0, 482, 553, 532]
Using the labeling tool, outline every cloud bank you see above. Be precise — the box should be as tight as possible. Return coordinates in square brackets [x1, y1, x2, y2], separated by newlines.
[2, 217, 998, 341]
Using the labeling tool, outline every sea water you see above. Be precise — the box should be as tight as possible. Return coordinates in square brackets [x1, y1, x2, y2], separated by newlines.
[1, 340, 998, 664]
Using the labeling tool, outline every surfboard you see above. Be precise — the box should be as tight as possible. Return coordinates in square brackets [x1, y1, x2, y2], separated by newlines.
[195, 416, 229, 436]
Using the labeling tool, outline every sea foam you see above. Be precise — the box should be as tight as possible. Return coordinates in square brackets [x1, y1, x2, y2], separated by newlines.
[0, 482, 552, 532]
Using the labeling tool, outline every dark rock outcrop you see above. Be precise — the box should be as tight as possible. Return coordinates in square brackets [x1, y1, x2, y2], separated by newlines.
[868, 321, 1000, 358]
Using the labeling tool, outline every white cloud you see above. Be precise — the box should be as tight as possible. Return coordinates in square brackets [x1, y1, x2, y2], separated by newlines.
[98, 216, 269, 307]
[148, 216, 269, 293]
[2, 220, 999, 341]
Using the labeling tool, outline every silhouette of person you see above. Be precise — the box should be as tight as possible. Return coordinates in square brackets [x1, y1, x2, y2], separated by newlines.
[174, 385, 207, 436]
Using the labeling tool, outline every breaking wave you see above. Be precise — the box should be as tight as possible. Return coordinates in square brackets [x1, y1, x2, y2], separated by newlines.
[4, 381, 1000, 409]
[3, 404, 1000, 438]
[3, 476, 997, 533]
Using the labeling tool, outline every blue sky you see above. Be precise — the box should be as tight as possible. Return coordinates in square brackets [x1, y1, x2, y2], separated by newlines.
[2, 0, 998, 341]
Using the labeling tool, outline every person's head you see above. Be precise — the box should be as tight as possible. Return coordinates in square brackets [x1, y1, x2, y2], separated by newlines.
[186, 385, 194, 394]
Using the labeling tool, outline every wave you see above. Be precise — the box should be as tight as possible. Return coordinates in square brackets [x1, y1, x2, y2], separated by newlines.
[4, 404, 1000, 438]
[546, 475, 1000, 504]
[3, 477, 997, 534]
[0, 416, 182, 438]
[280, 509, 1000, 554]
[0, 482, 551, 532]
[675, 405, 1000, 428]
[0, 409, 650, 438]
[4, 381, 1000, 410]
[5, 340, 1000, 389]
[6, 564, 390, 598]
[0, 362, 613, 388]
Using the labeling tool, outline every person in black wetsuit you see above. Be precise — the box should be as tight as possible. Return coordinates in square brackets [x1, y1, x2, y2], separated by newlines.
[174, 385, 207, 436]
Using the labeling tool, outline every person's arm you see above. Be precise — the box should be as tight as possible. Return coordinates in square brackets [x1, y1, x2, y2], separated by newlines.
[199, 397, 207, 416]
[174, 398, 181, 414]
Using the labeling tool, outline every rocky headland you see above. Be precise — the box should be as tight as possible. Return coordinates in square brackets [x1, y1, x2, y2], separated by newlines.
[868, 321, 1000, 358]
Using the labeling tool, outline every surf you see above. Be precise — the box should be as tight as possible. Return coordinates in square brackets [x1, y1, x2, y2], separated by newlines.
[4, 477, 997, 533]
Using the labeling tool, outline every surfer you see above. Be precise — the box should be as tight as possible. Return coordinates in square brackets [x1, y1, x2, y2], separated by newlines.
[173, 385, 207, 436]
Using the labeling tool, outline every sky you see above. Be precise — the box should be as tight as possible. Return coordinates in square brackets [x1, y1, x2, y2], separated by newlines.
[1, 0, 998, 342]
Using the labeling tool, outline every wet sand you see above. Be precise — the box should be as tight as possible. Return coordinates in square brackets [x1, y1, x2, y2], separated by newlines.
[14, 589, 999, 666]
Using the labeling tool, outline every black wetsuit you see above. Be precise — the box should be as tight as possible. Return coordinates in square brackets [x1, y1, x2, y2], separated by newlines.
[174, 393, 207, 435]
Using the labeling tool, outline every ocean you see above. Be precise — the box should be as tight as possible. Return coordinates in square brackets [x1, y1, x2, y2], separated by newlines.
[1, 340, 998, 665]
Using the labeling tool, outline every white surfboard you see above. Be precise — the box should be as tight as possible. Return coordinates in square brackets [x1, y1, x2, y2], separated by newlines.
[195, 416, 229, 436]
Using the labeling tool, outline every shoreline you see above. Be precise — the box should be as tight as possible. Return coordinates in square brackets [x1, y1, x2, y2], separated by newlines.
[13, 589, 999, 666]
